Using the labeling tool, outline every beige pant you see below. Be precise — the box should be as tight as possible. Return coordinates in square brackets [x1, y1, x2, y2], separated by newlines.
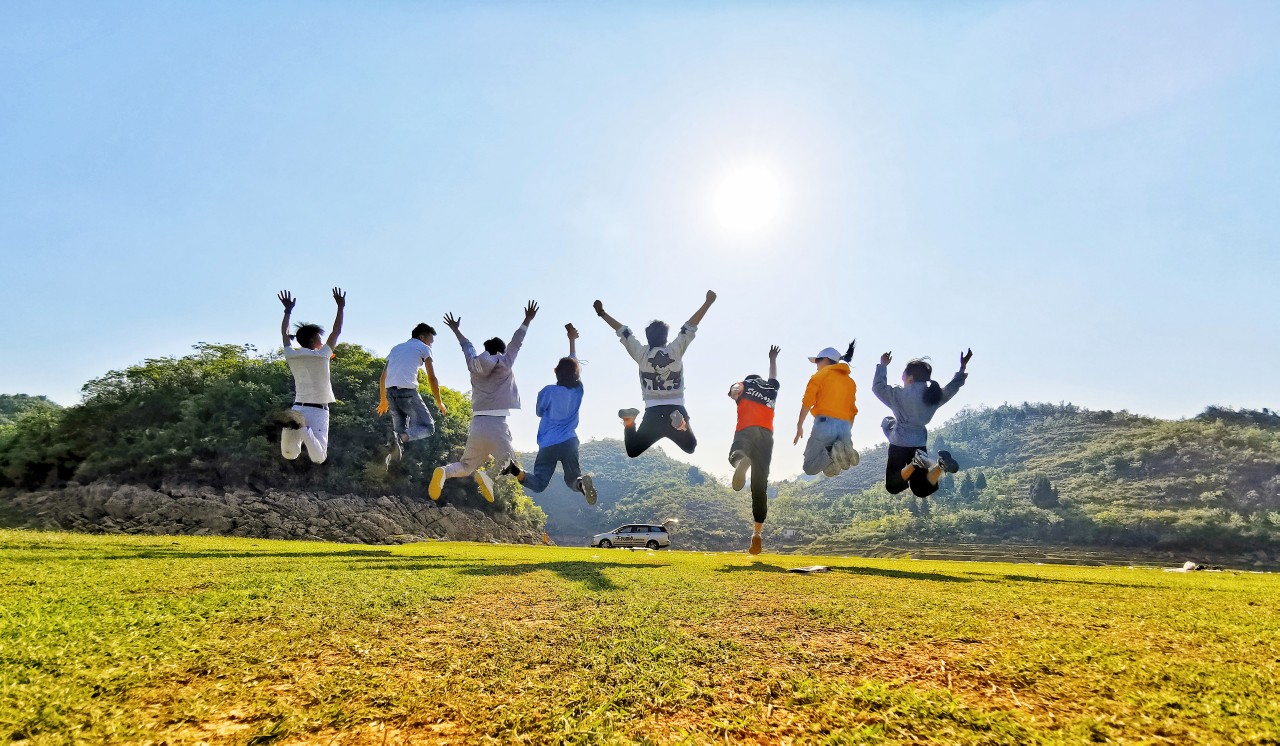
[444, 415, 513, 477]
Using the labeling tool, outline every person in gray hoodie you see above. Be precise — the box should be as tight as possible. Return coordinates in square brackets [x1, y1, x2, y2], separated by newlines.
[429, 301, 538, 503]
[872, 349, 972, 498]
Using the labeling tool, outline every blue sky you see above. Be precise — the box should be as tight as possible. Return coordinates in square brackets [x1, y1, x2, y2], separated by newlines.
[2, 1, 1278, 479]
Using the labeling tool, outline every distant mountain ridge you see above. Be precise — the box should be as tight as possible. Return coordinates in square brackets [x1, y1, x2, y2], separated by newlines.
[527, 405, 1280, 553]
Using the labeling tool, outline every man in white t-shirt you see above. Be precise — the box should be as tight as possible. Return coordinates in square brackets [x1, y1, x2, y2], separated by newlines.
[377, 323, 448, 465]
[277, 288, 345, 464]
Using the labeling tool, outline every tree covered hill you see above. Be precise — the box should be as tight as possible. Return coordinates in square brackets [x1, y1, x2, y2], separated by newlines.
[772, 404, 1280, 552]
[0, 344, 544, 526]
[0, 395, 60, 426]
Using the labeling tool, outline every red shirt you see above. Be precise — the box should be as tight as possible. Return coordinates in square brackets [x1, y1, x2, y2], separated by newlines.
[735, 376, 779, 432]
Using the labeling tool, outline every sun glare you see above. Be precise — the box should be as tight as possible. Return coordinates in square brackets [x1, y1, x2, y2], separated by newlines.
[708, 160, 786, 239]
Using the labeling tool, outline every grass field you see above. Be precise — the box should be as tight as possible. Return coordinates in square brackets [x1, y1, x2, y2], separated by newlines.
[2, 530, 1278, 744]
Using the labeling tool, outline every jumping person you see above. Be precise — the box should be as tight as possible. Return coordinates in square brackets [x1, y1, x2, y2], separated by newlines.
[276, 287, 345, 464]
[873, 349, 973, 497]
[428, 301, 538, 503]
[502, 323, 598, 505]
[593, 290, 717, 458]
[794, 341, 859, 476]
[376, 323, 448, 466]
[728, 345, 781, 555]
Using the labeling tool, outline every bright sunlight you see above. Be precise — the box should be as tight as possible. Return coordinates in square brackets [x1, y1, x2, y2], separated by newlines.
[708, 160, 786, 239]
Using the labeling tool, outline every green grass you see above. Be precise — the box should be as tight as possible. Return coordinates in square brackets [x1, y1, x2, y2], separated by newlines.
[2, 530, 1278, 744]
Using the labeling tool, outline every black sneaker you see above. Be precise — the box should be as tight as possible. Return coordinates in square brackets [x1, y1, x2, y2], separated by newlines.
[937, 450, 960, 474]
[501, 459, 524, 478]
[577, 474, 597, 506]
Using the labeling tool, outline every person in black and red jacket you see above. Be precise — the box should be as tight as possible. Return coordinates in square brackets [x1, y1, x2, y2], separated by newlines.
[727, 345, 781, 555]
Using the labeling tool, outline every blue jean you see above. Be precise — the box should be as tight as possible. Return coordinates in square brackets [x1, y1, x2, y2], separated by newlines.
[802, 416, 852, 475]
[522, 437, 583, 494]
[387, 388, 436, 442]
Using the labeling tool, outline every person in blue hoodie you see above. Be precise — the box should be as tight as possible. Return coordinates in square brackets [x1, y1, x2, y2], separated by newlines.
[872, 349, 972, 498]
[502, 323, 597, 505]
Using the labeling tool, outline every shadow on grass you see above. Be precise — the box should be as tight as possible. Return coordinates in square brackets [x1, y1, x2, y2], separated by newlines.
[717, 562, 975, 583]
[352, 559, 669, 591]
[2, 546, 419, 562]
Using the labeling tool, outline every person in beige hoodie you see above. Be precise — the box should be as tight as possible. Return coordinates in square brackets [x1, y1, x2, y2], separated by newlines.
[428, 301, 538, 503]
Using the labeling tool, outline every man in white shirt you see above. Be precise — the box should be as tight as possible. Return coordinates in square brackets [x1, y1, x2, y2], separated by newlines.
[277, 288, 345, 464]
[377, 323, 448, 465]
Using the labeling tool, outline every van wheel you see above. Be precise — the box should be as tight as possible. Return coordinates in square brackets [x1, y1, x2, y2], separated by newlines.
[600, 539, 612, 549]
[646, 540, 659, 550]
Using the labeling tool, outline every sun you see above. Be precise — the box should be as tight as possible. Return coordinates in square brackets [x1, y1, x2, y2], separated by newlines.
[708, 160, 786, 239]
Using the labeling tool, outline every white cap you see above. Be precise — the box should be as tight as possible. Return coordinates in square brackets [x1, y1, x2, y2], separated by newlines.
[808, 347, 842, 363]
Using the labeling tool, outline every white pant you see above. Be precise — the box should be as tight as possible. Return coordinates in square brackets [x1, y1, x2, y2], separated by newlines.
[281, 405, 329, 463]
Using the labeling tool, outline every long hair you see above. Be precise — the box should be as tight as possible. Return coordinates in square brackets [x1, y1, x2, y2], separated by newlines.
[905, 358, 943, 405]
[840, 339, 856, 362]
[555, 357, 581, 388]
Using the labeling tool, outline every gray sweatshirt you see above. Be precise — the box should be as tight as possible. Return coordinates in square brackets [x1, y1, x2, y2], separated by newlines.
[458, 324, 527, 413]
[872, 363, 966, 448]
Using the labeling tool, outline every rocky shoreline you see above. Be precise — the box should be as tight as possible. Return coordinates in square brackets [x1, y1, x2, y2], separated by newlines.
[0, 482, 543, 545]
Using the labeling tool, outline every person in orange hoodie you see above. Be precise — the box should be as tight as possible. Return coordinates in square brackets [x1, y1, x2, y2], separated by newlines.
[793, 341, 858, 476]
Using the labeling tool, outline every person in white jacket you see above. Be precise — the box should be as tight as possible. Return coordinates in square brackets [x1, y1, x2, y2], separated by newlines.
[593, 290, 716, 458]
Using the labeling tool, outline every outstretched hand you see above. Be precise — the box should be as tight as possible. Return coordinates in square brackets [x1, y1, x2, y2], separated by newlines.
[960, 348, 973, 370]
[880, 352, 892, 366]
[565, 323, 579, 341]
[278, 291, 296, 311]
[523, 300, 539, 324]
[769, 345, 781, 360]
[443, 312, 461, 332]
[593, 299, 605, 317]
[705, 290, 717, 304]
[332, 287, 346, 307]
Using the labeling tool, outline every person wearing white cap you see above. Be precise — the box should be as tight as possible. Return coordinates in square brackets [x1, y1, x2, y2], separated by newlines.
[794, 341, 859, 476]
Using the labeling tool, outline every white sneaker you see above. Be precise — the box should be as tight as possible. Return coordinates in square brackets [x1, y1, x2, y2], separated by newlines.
[881, 416, 896, 440]
[831, 440, 858, 470]
[474, 470, 495, 503]
[618, 408, 640, 426]
[730, 452, 751, 491]
[670, 410, 688, 431]
[911, 449, 937, 472]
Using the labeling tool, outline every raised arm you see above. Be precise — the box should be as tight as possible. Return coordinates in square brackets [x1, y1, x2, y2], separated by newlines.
[872, 352, 899, 408]
[768, 345, 780, 381]
[938, 349, 972, 406]
[686, 290, 717, 327]
[566, 323, 579, 359]
[325, 287, 346, 348]
[277, 290, 296, 348]
[503, 301, 537, 365]
[593, 300, 623, 331]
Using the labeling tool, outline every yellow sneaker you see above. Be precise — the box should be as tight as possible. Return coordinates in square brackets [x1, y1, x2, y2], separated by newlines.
[474, 470, 495, 503]
[428, 467, 446, 501]
[749, 532, 763, 555]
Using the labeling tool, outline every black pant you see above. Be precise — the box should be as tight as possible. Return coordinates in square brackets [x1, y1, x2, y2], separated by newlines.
[730, 426, 773, 523]
[885, 444, 939, 497]
[624, 405, 697, 458]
